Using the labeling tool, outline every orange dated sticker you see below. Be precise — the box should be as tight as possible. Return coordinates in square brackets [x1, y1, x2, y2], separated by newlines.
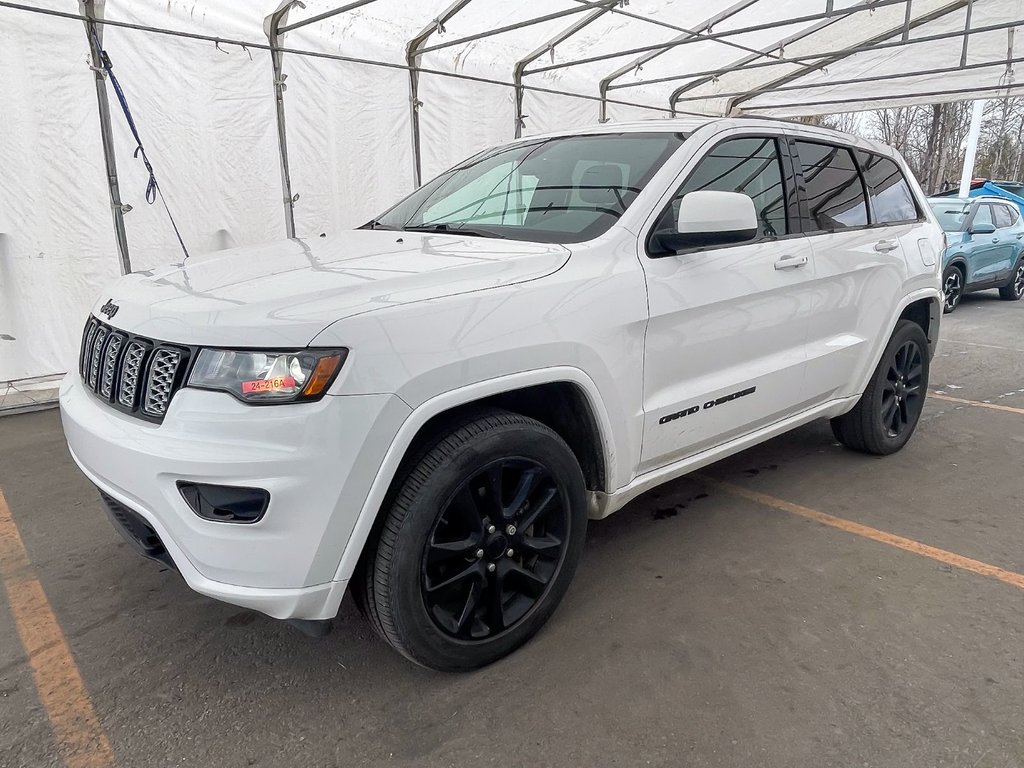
[241, 376, 295, 394]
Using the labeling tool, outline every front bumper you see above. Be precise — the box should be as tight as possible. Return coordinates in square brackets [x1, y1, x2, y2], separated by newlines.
[60, 373, 410, 620]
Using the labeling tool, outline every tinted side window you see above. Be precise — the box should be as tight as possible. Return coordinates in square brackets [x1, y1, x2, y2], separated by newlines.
[795, 141, 868, 231]
[1007, 205, 1021, 225]
[994, 204, 1013, 229]
[856, 151, 919, 224]
[973, 204, 994, 228]
[652, 136, 788, 243]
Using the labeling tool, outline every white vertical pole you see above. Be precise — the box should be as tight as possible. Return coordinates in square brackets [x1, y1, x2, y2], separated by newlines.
[959, 99, 986, 198]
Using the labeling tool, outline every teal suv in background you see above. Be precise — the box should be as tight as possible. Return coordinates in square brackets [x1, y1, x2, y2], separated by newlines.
[928, 196, 1024, 313]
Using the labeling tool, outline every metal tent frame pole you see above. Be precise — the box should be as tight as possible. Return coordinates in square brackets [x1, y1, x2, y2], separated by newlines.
[265, 0, 299, 239]
[596, 0, 760, 122]
[406, 0, 474, 188]
[513, 1, 616, 138]
[80, 0, 131, 274]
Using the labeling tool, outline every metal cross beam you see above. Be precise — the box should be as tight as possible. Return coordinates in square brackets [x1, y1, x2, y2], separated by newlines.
[571, 0, 808, 67]
[525, 0, 913, 76]
[417, 4, 609, 56]
[726, 0, 966, 113]
[665, 55, 1024, 106]
[600, 16, 1016, 99]
[596, 0, 761, 123]
[737, 80, 1024, 113]
[277, 0, 378, 35]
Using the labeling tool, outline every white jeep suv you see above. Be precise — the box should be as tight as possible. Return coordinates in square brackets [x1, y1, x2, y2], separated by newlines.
[60, 118, 943, 670]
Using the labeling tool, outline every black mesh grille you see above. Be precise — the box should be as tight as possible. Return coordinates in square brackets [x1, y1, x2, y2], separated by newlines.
[79, 316, 192, 423]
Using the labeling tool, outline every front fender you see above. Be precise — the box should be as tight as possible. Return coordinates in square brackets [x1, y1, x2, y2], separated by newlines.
[330, 366, 616, 585]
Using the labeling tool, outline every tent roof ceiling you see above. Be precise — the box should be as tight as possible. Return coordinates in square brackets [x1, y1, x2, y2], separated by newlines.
[13, 0, 1019, 116]
[265, 0, 1023, 115]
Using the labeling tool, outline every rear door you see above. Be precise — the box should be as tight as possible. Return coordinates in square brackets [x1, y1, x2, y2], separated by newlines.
[638, 133, 815, 472]
[1004, 204, 1024, 273]
[965, 204, 1003, 284]
[992, 203, 1021, 278]
[793, 141, 915, 403]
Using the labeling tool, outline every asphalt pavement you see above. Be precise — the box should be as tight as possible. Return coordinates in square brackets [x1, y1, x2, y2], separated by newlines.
[1, 290, 1022, 768]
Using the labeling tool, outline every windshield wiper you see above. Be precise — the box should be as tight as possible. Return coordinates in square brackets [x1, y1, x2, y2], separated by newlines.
[401, 223, 507, 239]
[359, 219, 400, 231]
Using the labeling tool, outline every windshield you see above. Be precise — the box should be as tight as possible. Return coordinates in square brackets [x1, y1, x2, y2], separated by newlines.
[368, 132, 686, 244]
[928, 200, 970, 231]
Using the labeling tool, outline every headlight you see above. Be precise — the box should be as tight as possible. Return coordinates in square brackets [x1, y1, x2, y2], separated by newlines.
[187, 348, 347, 403]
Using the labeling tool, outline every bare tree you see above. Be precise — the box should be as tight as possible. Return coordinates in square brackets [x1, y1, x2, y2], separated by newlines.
[813, 98, 1024, 194]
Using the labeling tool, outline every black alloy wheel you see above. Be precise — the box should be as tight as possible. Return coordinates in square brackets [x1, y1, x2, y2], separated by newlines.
[830, 319, 930, 455]
[943, 266, 963, 313]
[879, 339, 924, 439]
[356, 409, 588, 671]
[999, 261, 1024, 301]
[421, 458, 569, 640]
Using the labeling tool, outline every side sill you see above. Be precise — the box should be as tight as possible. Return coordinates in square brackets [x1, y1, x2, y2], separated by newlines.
[588, 396, 859, 520]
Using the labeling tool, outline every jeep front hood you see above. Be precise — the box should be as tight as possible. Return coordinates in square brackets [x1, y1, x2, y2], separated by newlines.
[89, 231, 570, 347]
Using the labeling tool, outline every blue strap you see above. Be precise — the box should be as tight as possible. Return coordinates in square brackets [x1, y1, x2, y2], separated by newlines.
[92, 30, 190, 260]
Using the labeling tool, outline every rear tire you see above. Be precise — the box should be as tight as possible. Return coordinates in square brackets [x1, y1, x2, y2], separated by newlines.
[830, 320, 929, 456]
[357, 409, 587, 671]
[998, 258, 1024, 301]
[942, 265, 964, 313]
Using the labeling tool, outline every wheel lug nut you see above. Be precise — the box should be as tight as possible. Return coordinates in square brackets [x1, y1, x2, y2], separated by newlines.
[506, 548, 514, 558]
[475, 549, 484, 559]
[506, 524, 517, 535]
[487, 563, 496, 572]
[487, 524, 496, 534]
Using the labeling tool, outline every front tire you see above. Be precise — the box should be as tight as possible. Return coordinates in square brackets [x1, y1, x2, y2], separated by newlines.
[942, 265, 964, 313]
[358, 410, 587, 671]
[998, 258, 1024, 301]
[830, 320, 929, 455]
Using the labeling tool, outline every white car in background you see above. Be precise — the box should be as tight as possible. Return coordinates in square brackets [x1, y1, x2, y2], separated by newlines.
[60, 117, 943, 671]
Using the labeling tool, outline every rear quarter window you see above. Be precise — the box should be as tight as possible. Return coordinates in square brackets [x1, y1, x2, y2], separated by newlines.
[994, 204, 1014, 229]
[855, 151, 920, 224]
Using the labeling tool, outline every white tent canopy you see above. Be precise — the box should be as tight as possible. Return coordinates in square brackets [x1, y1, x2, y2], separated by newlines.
[1, 0, 1021, 388]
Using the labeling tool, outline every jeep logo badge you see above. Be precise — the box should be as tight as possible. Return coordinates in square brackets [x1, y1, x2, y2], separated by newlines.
[99, 299, 119, 319]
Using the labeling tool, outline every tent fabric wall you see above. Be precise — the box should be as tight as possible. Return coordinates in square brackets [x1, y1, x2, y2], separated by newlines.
[102, 1, 285, 271]
[0, 3, 119, 383]
[2, 0, 1022, 387]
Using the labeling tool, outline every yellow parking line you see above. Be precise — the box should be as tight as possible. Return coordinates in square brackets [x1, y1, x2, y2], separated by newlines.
[929, 392, 1024, 416]
[712, 480, 1024, 591]
[0, 486, 115, 768]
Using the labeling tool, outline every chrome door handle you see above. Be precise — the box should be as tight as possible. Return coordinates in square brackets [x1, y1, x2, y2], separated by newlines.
[874, 239, 900, 253]
[774, 254, 808, 270]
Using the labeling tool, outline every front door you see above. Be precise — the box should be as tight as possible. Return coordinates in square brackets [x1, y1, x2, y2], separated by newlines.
[638, 134, 814, 473]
